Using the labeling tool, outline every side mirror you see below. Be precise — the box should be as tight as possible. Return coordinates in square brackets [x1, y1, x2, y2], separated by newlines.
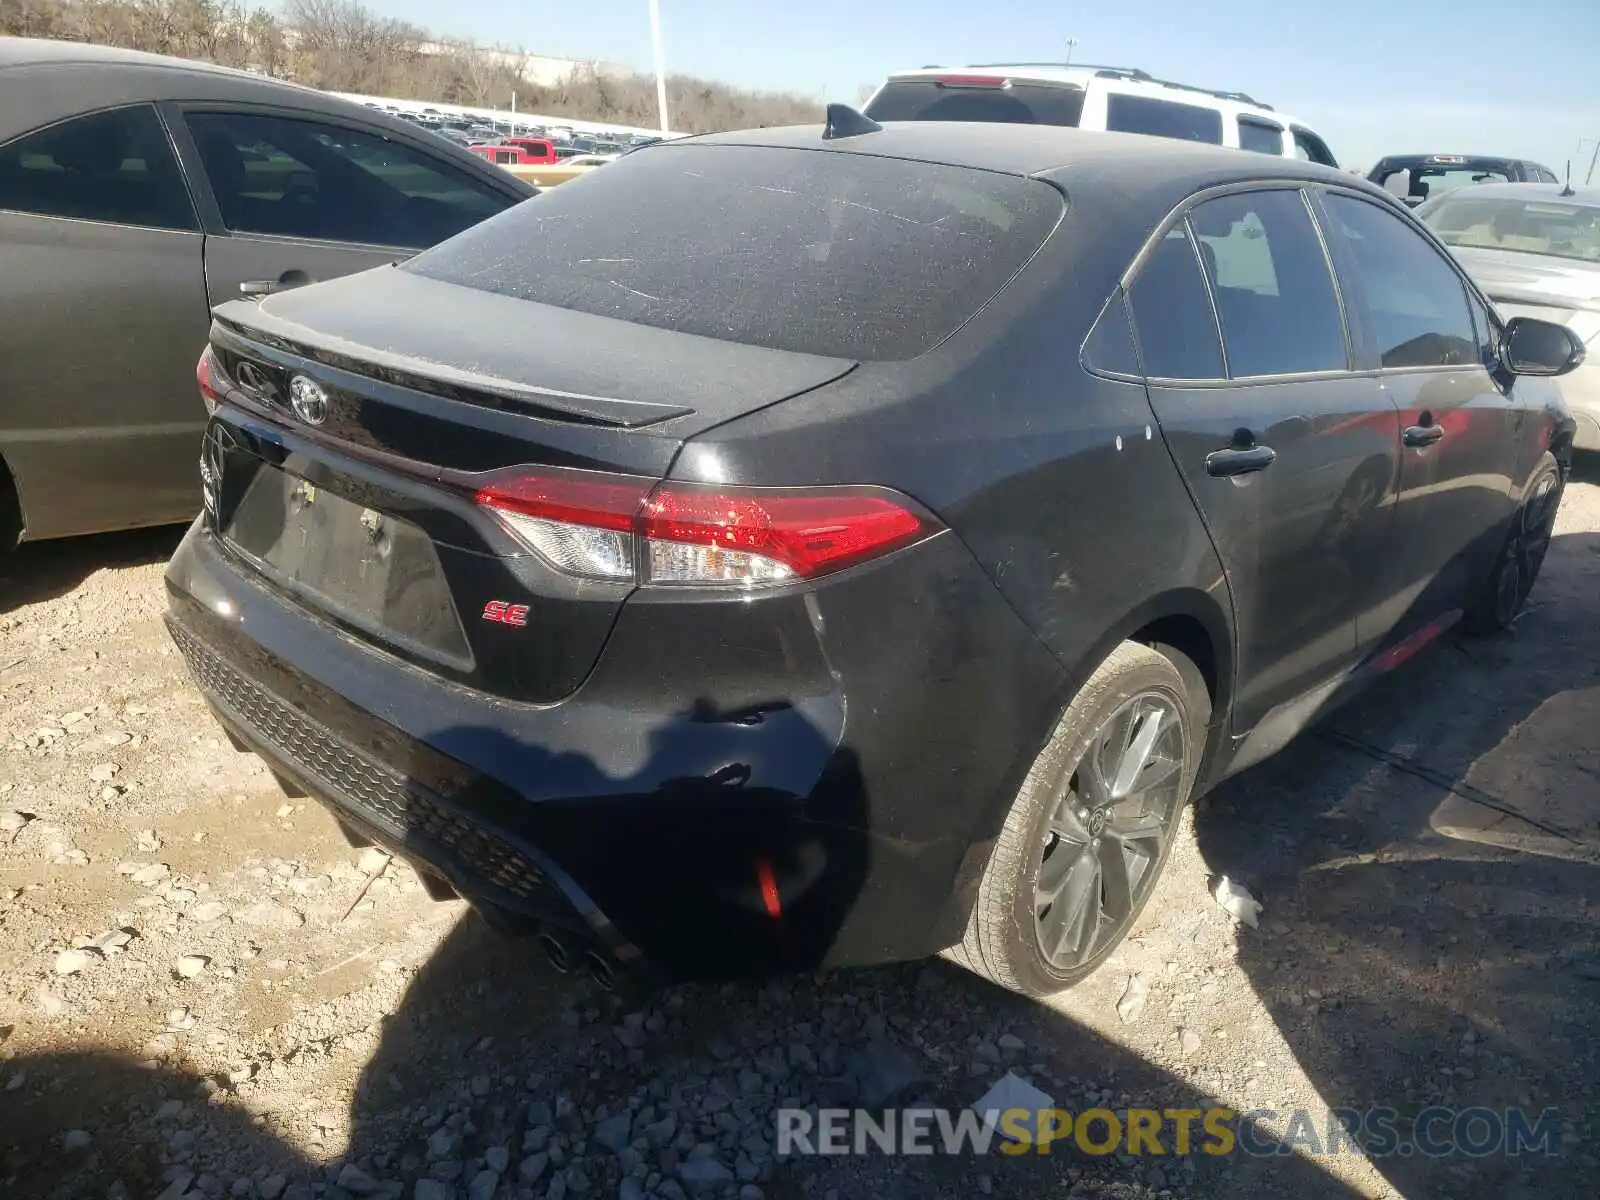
[1501, 316, 1586, 377]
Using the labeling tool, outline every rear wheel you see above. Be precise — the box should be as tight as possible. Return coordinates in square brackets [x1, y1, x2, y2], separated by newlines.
[1463, 453, 1563, 634]
[947, 641, 1208, 997]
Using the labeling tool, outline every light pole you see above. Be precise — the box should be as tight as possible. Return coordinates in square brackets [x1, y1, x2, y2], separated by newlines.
[1580, 137, 1600, 187]
[648, 0, 670, 135]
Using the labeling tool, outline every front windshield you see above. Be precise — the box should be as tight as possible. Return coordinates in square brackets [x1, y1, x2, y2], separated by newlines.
[1422, 194, 1600, 262]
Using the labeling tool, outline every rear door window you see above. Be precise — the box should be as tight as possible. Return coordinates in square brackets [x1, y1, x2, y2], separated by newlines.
[1127, 227, 1225, 380]
[185, 111, 512, 248]
[863, 79, 1087, 126]
[1105, 95, 1223, 145]
[1238, 119, 1285, 157]
[1188, 190, 1348, 377]
[403, 144, 1065, 361]
[0, 105, 196, 231]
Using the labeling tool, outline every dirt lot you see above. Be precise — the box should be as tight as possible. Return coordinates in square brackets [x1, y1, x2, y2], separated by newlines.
[2, 463, 1598, 1200]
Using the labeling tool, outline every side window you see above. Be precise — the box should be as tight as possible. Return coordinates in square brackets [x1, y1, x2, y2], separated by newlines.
[1291, 127, 1338, 167]
[1082, 292, 1141, 376]
[0, 105, 195, 231]
[185, 111, 513, 249]
[1105, 95, 1224, 145]
[1127, 226, 1225, 380]
[1238, 119, 1285, 157]
[1319, 194, 1479, 370]
[1534, 167, 1559, 184]
[1188, 190, 1348, 377]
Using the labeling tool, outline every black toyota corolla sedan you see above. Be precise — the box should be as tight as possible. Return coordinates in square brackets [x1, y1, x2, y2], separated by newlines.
[165, 110, 1581, 997]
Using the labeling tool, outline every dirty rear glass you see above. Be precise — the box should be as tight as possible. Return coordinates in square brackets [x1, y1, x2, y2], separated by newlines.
[863, 80, 1088, 128]
[401, 144, 1064, 361]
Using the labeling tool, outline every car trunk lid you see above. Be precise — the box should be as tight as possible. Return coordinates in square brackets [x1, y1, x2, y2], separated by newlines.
[201, 268, 858, 703]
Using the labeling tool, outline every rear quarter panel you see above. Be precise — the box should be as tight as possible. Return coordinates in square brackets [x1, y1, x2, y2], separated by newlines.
[678, 230, 1234, 827]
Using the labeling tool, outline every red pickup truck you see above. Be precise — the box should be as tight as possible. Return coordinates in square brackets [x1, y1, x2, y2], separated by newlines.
[495, 137, 560, 165]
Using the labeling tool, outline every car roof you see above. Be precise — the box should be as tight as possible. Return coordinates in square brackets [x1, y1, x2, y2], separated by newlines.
[1369, 153, 1542, 170]
[1, 35, 280, 80]
[687, 120, 1367, 192]
[1423, 181, 1600, 206]
[876, 63, 1305, 125]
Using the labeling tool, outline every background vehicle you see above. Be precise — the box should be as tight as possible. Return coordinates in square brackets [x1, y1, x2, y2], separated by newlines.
[496, 136, 560, 164]
[1420, 181, 1600, 448]
[166, 116, 1576, 999]
[0, 37, 535, 546]
[863, 63, 1338, 165]
[471, 143, 538, 166]
[1370, 154, 1559, 207]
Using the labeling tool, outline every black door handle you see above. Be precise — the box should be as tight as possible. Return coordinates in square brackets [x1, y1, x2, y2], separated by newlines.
[1403, 423, 1445, 447]
[1205, 444, 1277, 477]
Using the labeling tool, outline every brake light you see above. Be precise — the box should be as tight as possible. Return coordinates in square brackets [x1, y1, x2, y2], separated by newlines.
[933, 74, 1008, 88]
[474, 468, 936, 587]
[197, 346, 224, 413]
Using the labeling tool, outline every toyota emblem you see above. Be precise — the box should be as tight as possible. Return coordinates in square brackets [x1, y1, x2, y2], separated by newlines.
[288, 375, 329, 426]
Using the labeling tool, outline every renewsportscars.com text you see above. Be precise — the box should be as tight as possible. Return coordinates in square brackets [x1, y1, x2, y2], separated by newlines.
[776, 1106, 1562, 1159]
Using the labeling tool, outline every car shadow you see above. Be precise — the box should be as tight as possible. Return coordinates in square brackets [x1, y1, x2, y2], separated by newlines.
[1195, 528, 1600, 1198]
[13, 523, 1594, 1197]
[0, 524, 187, 613]
[2, 688, 1358, 1199]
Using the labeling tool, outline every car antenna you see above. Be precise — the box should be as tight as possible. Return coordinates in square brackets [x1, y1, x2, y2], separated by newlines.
[822, 103, 883, 140]
[1560, 160, 1576, 197]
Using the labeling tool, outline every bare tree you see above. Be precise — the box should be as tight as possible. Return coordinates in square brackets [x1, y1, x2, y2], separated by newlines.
[1, 0, 823, 132]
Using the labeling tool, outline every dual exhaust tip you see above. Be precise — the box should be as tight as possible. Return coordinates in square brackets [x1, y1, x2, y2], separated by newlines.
[538, 932, 617, 991]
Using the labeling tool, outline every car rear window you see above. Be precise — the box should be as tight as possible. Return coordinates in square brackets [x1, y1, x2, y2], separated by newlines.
[403, 144, 1065, 361]
[1372, 159, 1514, 203]
[1104, 95, 1224, 145]
[863, 80, 1087, 127]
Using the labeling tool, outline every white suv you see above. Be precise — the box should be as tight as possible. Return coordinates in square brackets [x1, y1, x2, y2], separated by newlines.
[862, 64, 1339, 166]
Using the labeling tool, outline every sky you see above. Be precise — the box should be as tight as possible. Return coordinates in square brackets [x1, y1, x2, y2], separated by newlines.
[361, 0, 1600, 174]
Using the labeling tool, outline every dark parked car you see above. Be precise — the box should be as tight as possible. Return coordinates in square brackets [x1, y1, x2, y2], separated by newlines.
[165, 112, 1580, 997]
[1368, 154, 1560, 207]
[0, 38, 535, 546]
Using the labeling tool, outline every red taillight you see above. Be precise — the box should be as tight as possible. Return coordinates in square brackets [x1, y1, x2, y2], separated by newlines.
[641, 486, 929, 582]
[473, 468, 936, 587]
[476, 469, 651, 534]
[932, 74, 1008, 88]
[197, 346, 223, 412]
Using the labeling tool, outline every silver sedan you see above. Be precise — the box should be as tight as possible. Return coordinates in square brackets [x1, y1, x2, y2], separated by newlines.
[1418, 181, 1600, 450]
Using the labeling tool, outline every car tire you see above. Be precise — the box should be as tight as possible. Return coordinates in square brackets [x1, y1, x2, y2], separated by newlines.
[1462, 452, 1564, 635]
[946, 640, 1209, 998]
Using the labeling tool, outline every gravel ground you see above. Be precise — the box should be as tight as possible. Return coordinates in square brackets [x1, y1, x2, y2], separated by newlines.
[3, 460, 1598, 1200]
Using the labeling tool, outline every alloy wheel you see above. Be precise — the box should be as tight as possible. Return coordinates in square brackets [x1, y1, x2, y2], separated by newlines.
[1032, 692, 1187, 971]
[1495, 471, 1562, 625]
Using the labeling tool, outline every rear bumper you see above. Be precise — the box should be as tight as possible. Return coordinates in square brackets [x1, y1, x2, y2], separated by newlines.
[164, 517, 1066, 979]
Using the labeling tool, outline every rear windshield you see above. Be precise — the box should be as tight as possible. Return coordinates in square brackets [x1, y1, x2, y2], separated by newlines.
[403, 144, 1064, 361]
[864, 80, 1087, 127]
[1372, 160, 1513, 203]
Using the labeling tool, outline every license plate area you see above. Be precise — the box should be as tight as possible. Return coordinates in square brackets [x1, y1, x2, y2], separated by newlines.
[221, 463, 472, 669]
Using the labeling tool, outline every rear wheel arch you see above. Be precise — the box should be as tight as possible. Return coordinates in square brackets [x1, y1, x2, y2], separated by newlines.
[0, 451, 21, 551]
[965, 588, 1234, 849]
[1093, 590, 1233, 746]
